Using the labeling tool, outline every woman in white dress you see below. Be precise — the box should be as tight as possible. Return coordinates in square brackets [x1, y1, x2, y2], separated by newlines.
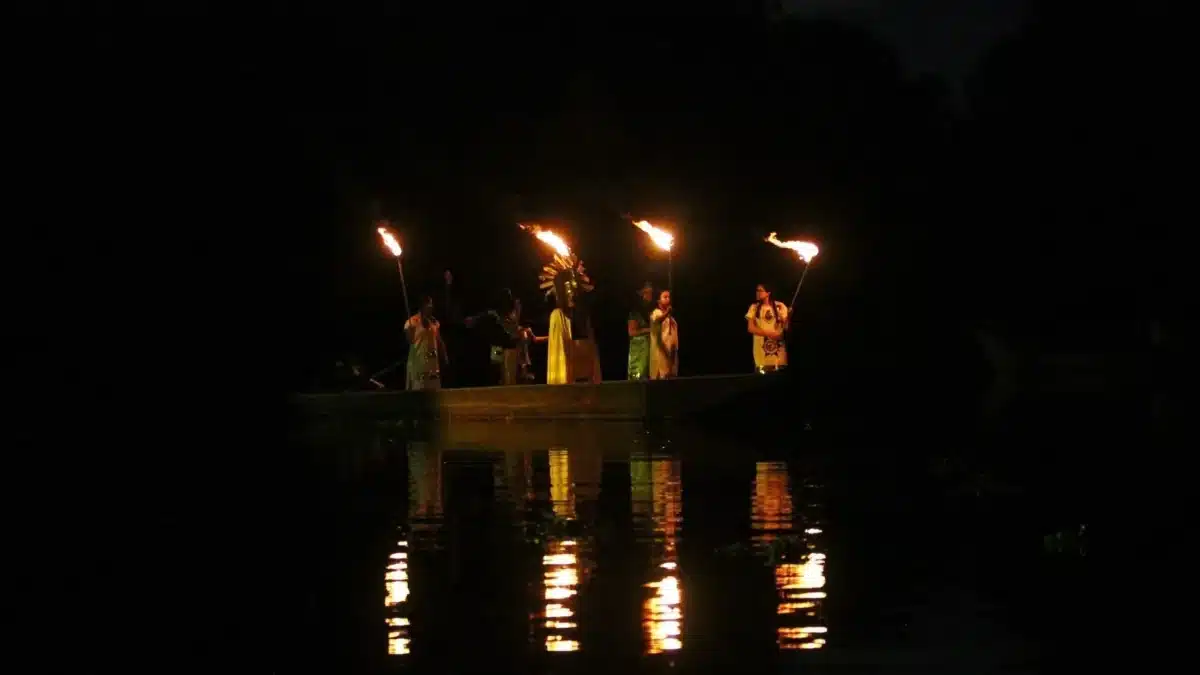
[745, 283, 789, 373]
[405, 296, 449, 390]
[649, 289, 679, 379]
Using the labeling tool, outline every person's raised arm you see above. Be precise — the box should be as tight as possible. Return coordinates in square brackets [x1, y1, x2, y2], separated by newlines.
[650, 310, 669, 353]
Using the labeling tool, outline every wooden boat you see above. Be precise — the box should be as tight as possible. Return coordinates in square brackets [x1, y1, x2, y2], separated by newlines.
[293, 373, 783, 423]
[296, 328, 1158, 428]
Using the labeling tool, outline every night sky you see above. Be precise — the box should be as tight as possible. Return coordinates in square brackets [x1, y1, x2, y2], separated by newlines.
[18, 3, 1179, 393]
[782, 0, 1028, 85]
[19, 6, 1183, 667]
[255, 3, 1172, 390]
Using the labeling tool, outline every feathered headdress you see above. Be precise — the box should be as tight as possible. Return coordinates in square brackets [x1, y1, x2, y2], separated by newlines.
[521, 224, 595, 300]
[538, 251, 594, 300]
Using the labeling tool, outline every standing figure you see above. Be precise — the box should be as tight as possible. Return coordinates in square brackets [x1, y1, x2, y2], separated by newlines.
[467, 289, 516, 385]
[439, 269, 466, 387]
[649, 289, 679, 379]
[746, 282, 789, 373]
[627, 282, 654, 380]
[547, 278, 574, 385]
[471, 290, 546, 385]
[514, 323, 545, 384]
[405, 296, 449, 390]
[536, 250, 596, 386]
[501, 293, 545, 385]
[571, 288, 603, 383]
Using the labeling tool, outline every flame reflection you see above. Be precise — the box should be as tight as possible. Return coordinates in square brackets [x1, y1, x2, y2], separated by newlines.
[645, 561, 683, 654]
[385, 442, 442, 658]
[635, 456, 684, 655]
[384, 540, 411, 655]
[536, 447, 584, 652]
[751, 461, 827, 651]
[541, 539, 581, 652]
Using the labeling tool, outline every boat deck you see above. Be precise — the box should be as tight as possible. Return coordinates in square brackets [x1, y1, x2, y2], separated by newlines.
[294, 374, 775, 422]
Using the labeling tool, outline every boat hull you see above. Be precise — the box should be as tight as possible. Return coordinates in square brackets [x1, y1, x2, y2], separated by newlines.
[294, 374, 778, 422]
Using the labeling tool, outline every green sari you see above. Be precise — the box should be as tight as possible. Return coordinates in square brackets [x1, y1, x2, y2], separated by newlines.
[627, 310, 651, 380]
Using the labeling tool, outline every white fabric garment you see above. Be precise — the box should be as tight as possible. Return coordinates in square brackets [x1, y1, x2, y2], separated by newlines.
[746, 301, 788, 370]
[649, 307, 679, 379]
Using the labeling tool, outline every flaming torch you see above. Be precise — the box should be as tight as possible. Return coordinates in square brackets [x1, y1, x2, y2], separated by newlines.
[520, 223, 573, 257]
[632, 219, 675, 289]
[765, 233, 820, 310]
[378, 223, 412, 318]
[522, 223, 594, 301]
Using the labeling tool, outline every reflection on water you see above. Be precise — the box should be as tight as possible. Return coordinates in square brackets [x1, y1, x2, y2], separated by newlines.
[549, 447, 575, 520]
[751, 461, 827, 650]
[385, 442, 446, 659]
[536, 446, 587, 652]
[542, 540, 581, 652]
[500, 450, 534, 508]
[775, 554, 828, 650]
[384, 540, 411, 655]
[408, 441, 443, 539]
[377, 433, 843, 662]
[383, 440, 441, 660]
[633, 454, 684, 655]
[645, 562, 682, 654]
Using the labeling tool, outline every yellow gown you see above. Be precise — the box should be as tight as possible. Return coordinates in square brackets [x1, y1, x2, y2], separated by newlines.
[547, 308, 573, 385]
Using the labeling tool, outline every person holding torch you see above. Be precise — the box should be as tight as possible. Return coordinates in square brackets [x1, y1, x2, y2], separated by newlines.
[405, 295, 449, 390]
[756, 233, 819, 374]
[746, 282, 789, 374]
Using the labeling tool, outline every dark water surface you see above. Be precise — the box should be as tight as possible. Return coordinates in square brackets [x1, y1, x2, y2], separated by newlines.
[292, 420, 1092, 673]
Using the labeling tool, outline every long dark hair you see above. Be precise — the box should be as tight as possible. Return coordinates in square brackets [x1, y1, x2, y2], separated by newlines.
[753, 283, 780, 320]
[636, 281, 654, 315]
[416, 295, 435, 327]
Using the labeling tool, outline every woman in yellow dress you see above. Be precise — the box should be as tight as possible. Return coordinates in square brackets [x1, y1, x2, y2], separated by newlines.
[546, 282, 574, 385]
[536, 252, 595, 385]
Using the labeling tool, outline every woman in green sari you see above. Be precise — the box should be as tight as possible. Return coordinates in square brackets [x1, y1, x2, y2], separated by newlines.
[627, 282, 654, 380]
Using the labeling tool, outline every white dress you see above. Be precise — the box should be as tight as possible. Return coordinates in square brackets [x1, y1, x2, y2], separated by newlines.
[746, 301, 789, 370]
[649, 308, 679, 379]
[405, 314, 442, 390]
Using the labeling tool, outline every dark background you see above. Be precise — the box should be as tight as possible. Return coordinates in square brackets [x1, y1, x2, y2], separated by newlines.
[262, 2, 1176, 388]
[15, 1, 1182, 667]
[20, 2, 1178, 390]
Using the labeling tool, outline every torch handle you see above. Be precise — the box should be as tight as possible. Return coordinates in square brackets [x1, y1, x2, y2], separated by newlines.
[397, 259, 413, 318]
[668, 249, 673, 290]
[789, 262, 810, 310]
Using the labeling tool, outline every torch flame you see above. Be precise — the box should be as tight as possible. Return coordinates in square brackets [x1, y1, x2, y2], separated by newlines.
[377, 226, 402, 258]
[766, 233, 819, 263]
[520, 224, 572, 257]
[633, 220, 674, 252]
